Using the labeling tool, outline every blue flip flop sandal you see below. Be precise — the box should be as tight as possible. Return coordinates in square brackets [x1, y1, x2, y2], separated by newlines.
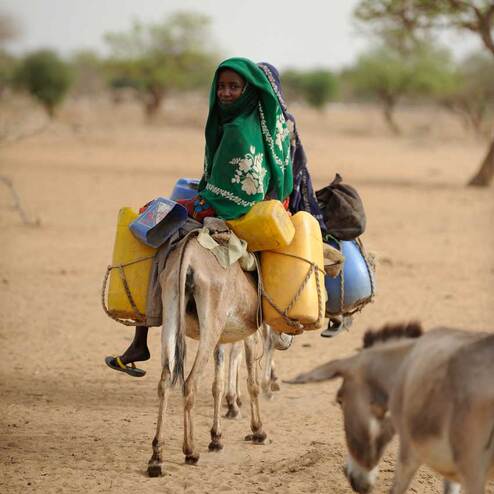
[105, 356, 146, 377]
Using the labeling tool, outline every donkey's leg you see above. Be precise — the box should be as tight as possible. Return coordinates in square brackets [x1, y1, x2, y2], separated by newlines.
[225, 341, 243, 419]
[147, 285, 181, 478]
[451, 408, 490, 494]
[234, 343, 243, 408]
[455, 443, 488, 494]
[461, 479, 485, 494]
[270, 356, 280, 392]
[260, 325, 274, 399]
[147, 365, 171, 477]
[390, 440, 420, 494]
[209, 344, 226, 451]
[244, 333, 267, 444]
[268, 330, 293, 393]
[182, 304, 224, 464]
[443, 481, 461, 494]
[182, 350, 208, 465]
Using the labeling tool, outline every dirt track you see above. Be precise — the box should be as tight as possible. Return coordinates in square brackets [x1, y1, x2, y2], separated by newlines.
[1, 97, 493, 493]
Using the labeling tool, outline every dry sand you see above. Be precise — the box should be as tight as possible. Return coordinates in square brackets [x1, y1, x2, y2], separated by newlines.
[1, 96, 493, 493]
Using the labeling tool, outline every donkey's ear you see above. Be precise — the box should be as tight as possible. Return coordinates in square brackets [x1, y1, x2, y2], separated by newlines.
[284, 358, 353, 384]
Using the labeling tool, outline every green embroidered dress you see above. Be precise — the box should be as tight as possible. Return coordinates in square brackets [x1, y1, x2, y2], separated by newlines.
[198, 58, 293, 220]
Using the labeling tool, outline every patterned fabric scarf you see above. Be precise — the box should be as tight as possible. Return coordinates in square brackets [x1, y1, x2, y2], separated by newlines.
[198, 58, 293, 220]
[258, 62, 327, 232]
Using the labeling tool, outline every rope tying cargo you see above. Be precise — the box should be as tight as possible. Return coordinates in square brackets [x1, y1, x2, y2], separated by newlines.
[101, 255, 155, 326]
[101, 230, 344, 334]
[350, 237, 376, 314]
[257, 251, 326, 334]
[329, 236, 376, 317]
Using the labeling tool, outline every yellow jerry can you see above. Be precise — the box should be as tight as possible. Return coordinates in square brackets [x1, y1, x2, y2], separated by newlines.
[261, 211, 325, 334]
[107, 207, 156, 322]
[226, 200, 295, 252]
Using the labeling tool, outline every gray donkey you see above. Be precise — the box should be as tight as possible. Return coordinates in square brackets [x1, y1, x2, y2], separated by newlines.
[147, 237, 268, 477]
[287, 322, 494, 494]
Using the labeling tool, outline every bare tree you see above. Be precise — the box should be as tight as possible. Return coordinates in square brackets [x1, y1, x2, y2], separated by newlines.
[0, 176, 40, 227]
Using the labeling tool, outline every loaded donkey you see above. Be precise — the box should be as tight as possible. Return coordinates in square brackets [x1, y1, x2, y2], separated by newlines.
[148, 235, 273, 477]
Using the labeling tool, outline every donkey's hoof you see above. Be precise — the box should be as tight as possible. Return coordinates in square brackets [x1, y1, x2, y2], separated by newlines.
[147, 463, 164, 477]
[271, 381, 281, 392]
[244, 431, 267, 444]
[185, 453, 200, 465]
[262, 391, 274, 401]
[208, 441, 224, 452]
[225, 406, 241, 419]
[252, 431, 267, 444]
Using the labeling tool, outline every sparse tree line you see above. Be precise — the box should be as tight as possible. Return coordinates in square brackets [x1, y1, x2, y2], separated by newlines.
[0, 1, 493, 185]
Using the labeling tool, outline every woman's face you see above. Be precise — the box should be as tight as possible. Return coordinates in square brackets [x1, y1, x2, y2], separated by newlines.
[217, 69, 245, 105]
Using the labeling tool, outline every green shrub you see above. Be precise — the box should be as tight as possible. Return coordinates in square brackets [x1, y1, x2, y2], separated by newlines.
[281, 68, 338, 110]
[15, 49, 72, 117]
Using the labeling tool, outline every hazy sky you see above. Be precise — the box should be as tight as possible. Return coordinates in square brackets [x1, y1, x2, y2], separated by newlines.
[2, 0, 481, 70]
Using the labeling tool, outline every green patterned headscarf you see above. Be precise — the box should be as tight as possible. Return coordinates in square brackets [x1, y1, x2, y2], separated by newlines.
[198, 57, 293, 220]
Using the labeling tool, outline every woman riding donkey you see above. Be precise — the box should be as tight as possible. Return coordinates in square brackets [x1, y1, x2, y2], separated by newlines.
[105, 57, 311, 376]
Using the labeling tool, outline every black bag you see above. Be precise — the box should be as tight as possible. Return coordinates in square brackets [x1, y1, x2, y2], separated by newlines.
[316, 173, 366, 240]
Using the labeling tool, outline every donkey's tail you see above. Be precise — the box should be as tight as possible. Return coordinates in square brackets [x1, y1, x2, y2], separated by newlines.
[170, 238, 190, 387]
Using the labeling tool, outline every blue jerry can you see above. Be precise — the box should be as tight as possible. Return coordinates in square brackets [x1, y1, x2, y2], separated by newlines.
[325, 238, 375, 316]
[170, 178, 200, 201]
[129, 197, 188, 248]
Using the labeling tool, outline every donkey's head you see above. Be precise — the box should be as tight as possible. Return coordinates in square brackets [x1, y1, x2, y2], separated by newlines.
[287, 322, 422, 493]
[315, 356, 394, 493]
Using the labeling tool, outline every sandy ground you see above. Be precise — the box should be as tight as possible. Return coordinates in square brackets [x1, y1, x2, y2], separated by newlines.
[1, 96, 493, 493]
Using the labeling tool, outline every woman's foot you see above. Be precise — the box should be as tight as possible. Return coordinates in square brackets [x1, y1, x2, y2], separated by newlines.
[118, 326, 150, 364]
[105, 326, 150, 377]
[118, 342, 150, 365]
